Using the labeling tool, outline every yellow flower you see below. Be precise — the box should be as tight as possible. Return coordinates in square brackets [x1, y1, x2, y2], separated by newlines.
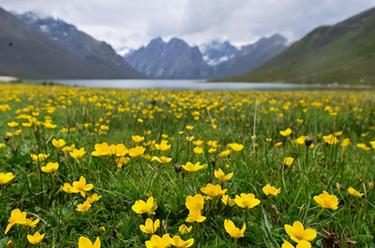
[227, 143, 244, 152]
[78, 236, 101, 248]
[52, 138, 66, 149]
[186, 125, 194, 130]
[280, 128, 292, 137]
[221, 195, 235, 206]
[178, 224, 192, 234]
[41, 162, 59, 173]
[132, 196, 158, 215]
[323, 134, 338, 145]
[128, 146, 146, 157]
[283, 157, 294, 167]
[31, 153, 49, 162]
[7, 121, 19, 127]
[72, 176, 94, 197]
[295, 136, 307, 145]
[282, 240, 312, 248]
[0, 172, 16, 185]
[116, 156, 130, 168]
[27, 231, 45, 245]
[91, 142, 111, 157]
[200, 183, 227, 197]
[0, 143, 5, 150]
[140, 218, 160, 234]
[224, 219, 246, 239]
[182, 162, 207, 172]
[357, 143, 370, 151]
[193, 146, 203, 154]
[132, 135, 145, 143]
[145, 234, 171, 248]
[154, 140, 171, 151]
[214, 168, 233, 182]
[151, 156, 172, 164]
[219, 149, 232, 157]
[70, 148, 86, 160]
[169, 235, 194, 248]
[284, 221, 316, 243]
[347, 187, 364, 197]
[340, 138, 351, 148]
[185, 194, 206, 223]
[262, 184, 281, 196]
[370, 140, 375, 149]
[313, 191, 339, 210]
[5, 209, 40, 235]
[234, 193, 261, 209]
[86, 193, 102, 204]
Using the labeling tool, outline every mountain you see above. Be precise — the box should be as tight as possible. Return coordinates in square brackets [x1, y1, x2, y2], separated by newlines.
[213, 34, 288, 78]
[200, 40, 239, 66]
[15, 11, 143, 79]
[125, 37, 213, 79]
[228, 8, 375, 84]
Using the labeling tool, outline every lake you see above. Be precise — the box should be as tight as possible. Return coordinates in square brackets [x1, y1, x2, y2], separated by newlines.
[32, 79, 370, 90]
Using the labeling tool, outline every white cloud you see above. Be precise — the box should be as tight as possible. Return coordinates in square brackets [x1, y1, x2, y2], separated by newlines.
[1, 0, 374, 52]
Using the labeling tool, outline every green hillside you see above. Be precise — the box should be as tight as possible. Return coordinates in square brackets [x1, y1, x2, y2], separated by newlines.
[229, 7, 375, 85]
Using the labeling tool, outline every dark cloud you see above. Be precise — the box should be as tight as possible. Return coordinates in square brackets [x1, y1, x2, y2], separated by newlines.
[1, 0, 374, 53]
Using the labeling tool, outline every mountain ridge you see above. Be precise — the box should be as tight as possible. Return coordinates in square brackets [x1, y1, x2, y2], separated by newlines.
[227, 7, 375, 84]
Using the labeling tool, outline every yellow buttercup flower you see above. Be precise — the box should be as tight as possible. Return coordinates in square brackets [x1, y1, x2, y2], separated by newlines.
[284, 221, 316, 243]
[132, 135, 145, 143]
[340, 138, 351, 148]
[200, 183, 227, 197]
[132, 196, 158, 215]
[52, 138, 66, 149]
[128, 146, 146, 157]
[86, 193, 102, 204]
[151, 156, 172, 164]
[41, 162, 59, 173]
[154, 140, 171, 151]
[262, 184, 281, 196]
[193, 146, 203, 154]
[70, 148, 86, 160]
[224, 219, 246, 239]
[214, 168, 233, 182]
[323, 134, 338, 145]
[182, 162, 207, 172]
[78, 236, 101, 248]
[185, 194, 206, 223]
[313, 191, 339, 210]
[347, 187, 364, 197]
[31, 153, 49, 162]
[139, 218, 160, 234]
[282, 240, 312, 248]
[27, 231, 45, 245]
[178, 224, 192, 234]
[145, 234, 171, 248]
[295, 136, 307, 145]
[227, 143, 244, 152]
[219, 149, 232, 157]
[169, 235, 194, 248]
[69, 176, 94, 197]
[283, 157, 294, 167]
[5, 209, 40, 235]
[76, 200, 92, 212]
[0, 172, 16, 185]
[221, 195, 235, 206]
[280, 128, 292, 137]
[357, 143, 370, 151]
[234, 193, 261, 209]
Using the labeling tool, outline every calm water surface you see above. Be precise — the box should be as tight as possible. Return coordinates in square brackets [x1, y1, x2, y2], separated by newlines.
[32, 79, 369, 90]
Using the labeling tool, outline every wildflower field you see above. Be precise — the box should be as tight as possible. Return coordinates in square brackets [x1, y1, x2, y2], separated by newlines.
[0, 83, 374, 248]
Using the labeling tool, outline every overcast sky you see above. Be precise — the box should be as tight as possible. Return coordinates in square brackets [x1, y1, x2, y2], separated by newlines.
[1, 0, 375, 54]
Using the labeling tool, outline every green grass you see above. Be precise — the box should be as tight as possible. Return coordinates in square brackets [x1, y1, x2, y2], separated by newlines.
[0, 83, 374, 247]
